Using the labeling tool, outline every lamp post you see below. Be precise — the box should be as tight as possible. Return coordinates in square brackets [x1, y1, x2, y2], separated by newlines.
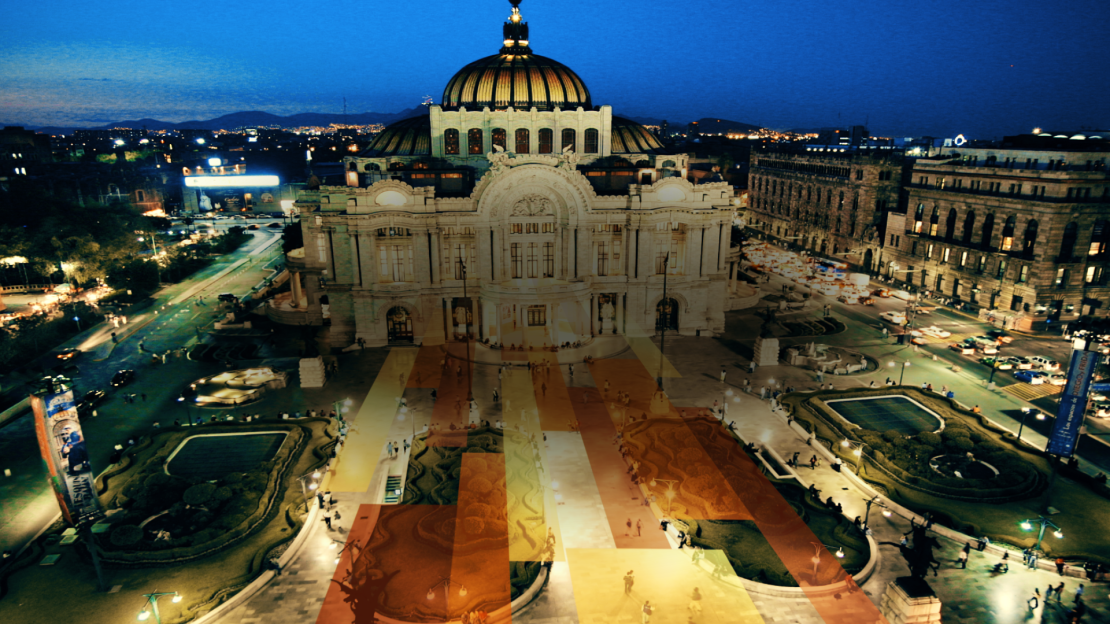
[332, 397, 353, 421]
[862, 495, 884, 527]
[656, 255, 670, 391]
[841, 439, 870, 473]
[888, 360, 911, 385]
[809, 542, 845, 576]
[297, 470, 323, 511]
[137, 590, 181, 623]
[649, 477, 679, 516]
[137, 234, 162, 285]
[426, 577, 468, 601]
[1020, 515, 1063, 553]
[1016, 407, 1046, 444]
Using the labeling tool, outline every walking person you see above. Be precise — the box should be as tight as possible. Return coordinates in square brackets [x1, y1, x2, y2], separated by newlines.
[1074, 584, 1084, 604]
[623, 570, 635, 594]
[1028, 588, 1041, 610]
[688, 588, 702, 616]
[626, 518, 633, 537]
[636, 519, 643, 537]
[957, 548, 968, 569]
[641, 600, 653, 624]
[809, 455, 818, 470]
[1028, 551, 1039, 569]
[749, 360, 756, 374]
[720, 367, 727, 382]
[1054, 582, 1065, 602]
[1056, 557, 1067, 575]
[323, 511, 333, 530]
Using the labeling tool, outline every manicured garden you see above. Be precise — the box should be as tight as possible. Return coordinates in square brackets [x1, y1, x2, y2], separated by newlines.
[782, 387, 1110, 561]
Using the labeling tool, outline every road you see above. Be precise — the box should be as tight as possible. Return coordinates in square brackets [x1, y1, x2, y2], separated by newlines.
[0, 230, 283, 557]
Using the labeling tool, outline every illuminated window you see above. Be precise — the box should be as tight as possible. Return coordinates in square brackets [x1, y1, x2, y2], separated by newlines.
[510, 243, 522, 278]
[511, 224, 523, 234]
[942, 247, 951, 263]
[959, 250, 968, 267]
[444, 129, 460, 155]
[526, 242, 540, 278]
[541, 223, 555, 233]
[515, 129, 530, 153]
[467, 128, 483, 155]
[538, 129, 553, 154]
[491, 128, 506, 150]
[561, 128, 576, 151]
[525, 223, 539, 234]
[1000, 215, 1016, 252]
[585, 128, 599, 153]
[597, 242, 609, 276]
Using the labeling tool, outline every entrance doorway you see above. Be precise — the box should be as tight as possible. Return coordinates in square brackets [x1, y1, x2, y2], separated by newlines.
[387, 307, 413, 342]
[656, 298, 679, 332]
[527, 305, 546, 326]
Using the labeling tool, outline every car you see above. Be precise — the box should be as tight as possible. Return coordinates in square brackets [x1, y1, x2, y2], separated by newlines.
[1006, 356, 1034, 370]
[949, 342, 976, 355]
[837, 294, 859, 304]
[56, 347, 81, 360]
[1046, 373, 1067, 386]
[110, 370, 135, 387]
[910, 335, 928, 345]
[879, 311, 907, 325]
[920, 325, 952, 339]
[1093, 404, 1110, 418]
[1014, 370, 1047, 384]
[987, 329, 1015, 344]
[872, 288, 891, 298]
[975, 335, 1001, 346]
[267, 222, 284, 229]
[975, 342, 999, 355]
[892, 290, 916, 301]
[860, 296, 875, 305]
[217, 293, 238, 303]
[1030, 356, 1060, 371]
[979, 357, 1013, 370]
[76, 390, 107, 415]
[247, 224, 260, 230]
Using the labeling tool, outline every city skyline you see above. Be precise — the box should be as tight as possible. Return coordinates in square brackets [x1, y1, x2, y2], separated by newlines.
[1, 0, 1107, 138]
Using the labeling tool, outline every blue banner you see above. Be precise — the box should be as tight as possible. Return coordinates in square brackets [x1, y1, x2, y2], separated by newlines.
[1090, 381, 1110, 393]
[1047, 350, 1099, 457]
[33, 389, 104, 526]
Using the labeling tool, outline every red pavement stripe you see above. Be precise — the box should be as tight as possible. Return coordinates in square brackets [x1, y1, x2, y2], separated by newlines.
[427, 342, 474, 447]
[568, 386, 670, 549]
[450, 453, 512, 622]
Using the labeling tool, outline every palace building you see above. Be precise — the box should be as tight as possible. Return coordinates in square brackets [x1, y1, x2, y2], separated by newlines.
[269, 0, 740, 348]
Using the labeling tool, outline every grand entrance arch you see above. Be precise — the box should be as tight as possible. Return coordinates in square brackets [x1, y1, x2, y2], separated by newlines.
[656, 298, 679, 332]
[386, 307, 413, 342]
[863, 249, 874, 273]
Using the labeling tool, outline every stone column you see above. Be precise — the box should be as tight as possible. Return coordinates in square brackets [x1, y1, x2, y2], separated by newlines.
[477, 226, 492, 282]
[413, 228, 431, 285]
[429, 228, 442, 285]
[589, 294, 596, 336]
[359, 231, 377, 286]
[717, 221, 730, 272]
[701, 224, 715, 277]
[291, 272, 303, 308]
[687, 225, 703, 277]
[555, 226, 564, 280]
[578, 227, 591, 280]
[638, 229, 654, 279]
[491, 227, 502, 281]
[616, 294, 625, 334]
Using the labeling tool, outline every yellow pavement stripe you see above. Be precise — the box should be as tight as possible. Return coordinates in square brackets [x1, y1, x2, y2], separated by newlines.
[503, 369, 565, 562]
[622, 317, 681, 379]
[328, 348, 416, 493]
[1002, 382, 1063, 401]
[566, 548, 766, 624]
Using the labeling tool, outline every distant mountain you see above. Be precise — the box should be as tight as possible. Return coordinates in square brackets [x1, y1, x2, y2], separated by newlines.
[16, 107, 430, 134]
[688, 117, 763, 134]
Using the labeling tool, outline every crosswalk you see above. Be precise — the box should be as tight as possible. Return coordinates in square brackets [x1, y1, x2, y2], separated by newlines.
[1002, 382, 1064, 401]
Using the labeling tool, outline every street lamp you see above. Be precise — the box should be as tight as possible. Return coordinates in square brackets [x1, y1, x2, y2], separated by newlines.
[887, 360, 911, 385]
[73, 316, 82, 331]
[297, 471, 322, 511]
[862, 495, 885, 527]
[137, 590, 181, 623]
[138, 234, 162, 285]
[650, 478, 679, 516]
[1016, 407, 1046, 444]
[426, 577, 468, 601]
[332, 397, 353, 420]
[841, 439, 869, 473]
[1020, 515, 1063, 552]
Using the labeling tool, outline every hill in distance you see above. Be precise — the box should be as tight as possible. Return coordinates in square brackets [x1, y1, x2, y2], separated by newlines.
[688, 117, 763, 134]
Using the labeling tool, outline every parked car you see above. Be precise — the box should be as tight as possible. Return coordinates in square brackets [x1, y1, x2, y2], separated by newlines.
[920, 325, 952, 339]
[1046, 373, 1067, 386]
[110, 370, 135, 387]
[979, 357, 1013, 370]
[56, 347, 81, 360]
[217, 293, 238, 303]
[976, 343, 999, 355]
[1091, 391, 1109, 402]
[1014, 370, 1047, 384]
[1093, 404, 1110, 418]
[949, 342, 976, 355]
[1030, 356, 1060, 371]
[76, 390, 107, 415]
[1006, 357, 1034, 370]
[880, 311, 907, 325]
[860, 296, 875, 305]
[987, 329, 1015, 344]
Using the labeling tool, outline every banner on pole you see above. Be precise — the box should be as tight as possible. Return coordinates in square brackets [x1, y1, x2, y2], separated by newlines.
[1047, 349, 1099, 457]
[31, 389, 104, 526]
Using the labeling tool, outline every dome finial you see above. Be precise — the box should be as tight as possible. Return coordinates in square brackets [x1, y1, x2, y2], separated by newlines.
[501, 0, 531, 54]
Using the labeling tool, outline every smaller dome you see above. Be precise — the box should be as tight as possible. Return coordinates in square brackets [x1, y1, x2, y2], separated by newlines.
[361, 114, 431, 157]
[610, 116, 664, 154]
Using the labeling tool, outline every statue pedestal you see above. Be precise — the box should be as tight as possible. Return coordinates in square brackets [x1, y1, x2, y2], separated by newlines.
[880, 577, 941, 624]
[602, 318, 614, 334]
[753, 337, 780, 367]
[649, 390, 670, 415]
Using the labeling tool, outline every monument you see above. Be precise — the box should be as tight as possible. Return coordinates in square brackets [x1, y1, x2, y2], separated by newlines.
[880, 521, 942, 624]
[752, 308, 781, 367]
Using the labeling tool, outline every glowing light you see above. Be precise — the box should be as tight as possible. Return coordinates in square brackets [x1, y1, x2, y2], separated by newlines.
[138, 610, 151, 621]
[171, 593, 182, 603]
[208, 157, 222, 167]
[835, 548, 845, 558]
[184, 175, 280, 188]
[114, 139, 125, 146]
[882, 509, 892, 517]
[196, 138, 206, 144]
[1021, 521, 1033, 531]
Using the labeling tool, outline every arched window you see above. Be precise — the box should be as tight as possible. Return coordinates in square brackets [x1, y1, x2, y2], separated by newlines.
[561, 128, 576, 151]
[945, 208, 957, 240]
[962, 211, 976, 244]
[514, 128, 530, 153]
[444, 129, 460, 155]
[491, 128, 507, 150]
[467, 128, 483, 155]
[538, 128, 553, 154]
[1022, 219, 1038, 258]
[981, 214, 995, 249]
[1059, 222, 1078, 261]
[929, 206, 940, 237]
[1001, 215, 1017, 252]
[584, 128, 599, 153]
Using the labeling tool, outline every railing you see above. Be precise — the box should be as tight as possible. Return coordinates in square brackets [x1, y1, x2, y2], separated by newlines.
[0, 284, 54, 294]
[906, 184, 1109, 203]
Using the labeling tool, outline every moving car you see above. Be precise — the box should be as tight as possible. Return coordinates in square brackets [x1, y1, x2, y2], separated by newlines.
[76, 390, 107, 415]
[247, 224, 260, 230]
[110, 370, 135, 387]
[56, 347, 81, 360]
[975, 342, 999, 355]
[979, 357, 1013, 370]
[1014, 370, 1046, 384]
[1030, 356, 1060, 371]
[920, 325, 952, 339]
[1005, 356, 1034, 370]
[872, 289, 891, 298]
[860, 296, 875, 305]
[987, 329, 1015, 344]
[892, 290, 916, 301]
[217, 293, 239, 303]
[837, 294, 859, 304]
[1046, 373, 1067, 386]
[879, 311, 907, 325]
[267, 222, 284, 228]
[1093, 404, 1110, 418]
[949, 342, 976, 355]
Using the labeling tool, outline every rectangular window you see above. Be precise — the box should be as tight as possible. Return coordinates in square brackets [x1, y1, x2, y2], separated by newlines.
[526, 242, 539, 278]
[959, 250, 968, 267]
[543, 242, 555, 277]
[1087, 266, 1096, 283]
[613, 242, 621, 274]
[468, 128, 483, 155]
[978, 255, 986, 273]
[1011, 295, 1023, 312]
[929, 222, 938, 237]
[542, 223, 555, 233]
[911, 241, 918, 256]
[515, 128, 530, 154]
[926, 244, 934, 259]
[510, 243, 522, 278]
[444, 129, 460, 155]
[997, 260, 1007, 279]
[942, 247, 951, 263]
[316, 233, 327, 263]
[914, 220, 923, 234]
[597, 242, 609, 276]
[1001, 236, 1013, 252]
[378, 245, 412, 282]
[511, 224, 523, 234]
[1054, 267, 1066, 287]
[525, 223, 539, 234]
[538, 129, 553, 154]
[1018, 265, 1029, 283]
[584, 128, 599, 154]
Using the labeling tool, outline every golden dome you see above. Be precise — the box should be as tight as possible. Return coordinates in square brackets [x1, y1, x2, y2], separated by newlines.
[441, 0, 591, 112]
[361, 114, 431, 157]
[611, 116, 664, 153]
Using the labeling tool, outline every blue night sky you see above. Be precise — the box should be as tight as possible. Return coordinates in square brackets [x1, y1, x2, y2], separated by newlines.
[1, 0, 1106, 138]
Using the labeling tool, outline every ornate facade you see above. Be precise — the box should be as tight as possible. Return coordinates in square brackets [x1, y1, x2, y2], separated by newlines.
[269, 1, 739, 348]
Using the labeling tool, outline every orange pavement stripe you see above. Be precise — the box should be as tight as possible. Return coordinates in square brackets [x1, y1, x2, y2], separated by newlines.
[408, 344, 445, 388]
[569, 386, 670, 549]
[450, 453, 512, 621]
[526, 334, 578, 432]
[426, 342, 475, 447]
[317, 503, 380, 624]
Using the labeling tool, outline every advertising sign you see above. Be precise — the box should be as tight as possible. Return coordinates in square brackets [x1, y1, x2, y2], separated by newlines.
[1047, 349, 1099, 457]
[31, 389, 104, 525]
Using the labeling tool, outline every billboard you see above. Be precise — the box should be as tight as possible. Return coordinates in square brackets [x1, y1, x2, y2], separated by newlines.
[32, 389, 104, 525]
[1047, 349, 1099, 457]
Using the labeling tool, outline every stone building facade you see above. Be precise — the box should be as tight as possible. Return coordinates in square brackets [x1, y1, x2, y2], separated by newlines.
[268, 1, 740, 348]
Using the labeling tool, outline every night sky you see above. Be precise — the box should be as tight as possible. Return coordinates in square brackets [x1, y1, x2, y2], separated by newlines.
[1, 0, 1106, 138]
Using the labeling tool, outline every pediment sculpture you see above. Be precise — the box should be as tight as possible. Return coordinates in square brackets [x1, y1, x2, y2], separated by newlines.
[511, 194, 555, 216]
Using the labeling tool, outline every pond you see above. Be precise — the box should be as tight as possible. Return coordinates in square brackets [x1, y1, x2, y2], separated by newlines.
[166, 432, 288, 480]
[826, 395, 943, 436]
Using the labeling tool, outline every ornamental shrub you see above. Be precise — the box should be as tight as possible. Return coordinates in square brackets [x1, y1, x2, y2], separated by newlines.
[183, 483, 217, 506]
[918, 432, 942, 447]
[110, 524, 144, 547]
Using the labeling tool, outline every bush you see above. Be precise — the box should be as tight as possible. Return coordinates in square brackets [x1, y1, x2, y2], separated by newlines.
[918, 432, 942, 447]
[183, 483, 217, 506]
[947, 438, 975, 452]
[882, 430, 905, 443]
[212, 486, 233, 503]
[144, 473, 172, 488]
[110, 525, 144, 547]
